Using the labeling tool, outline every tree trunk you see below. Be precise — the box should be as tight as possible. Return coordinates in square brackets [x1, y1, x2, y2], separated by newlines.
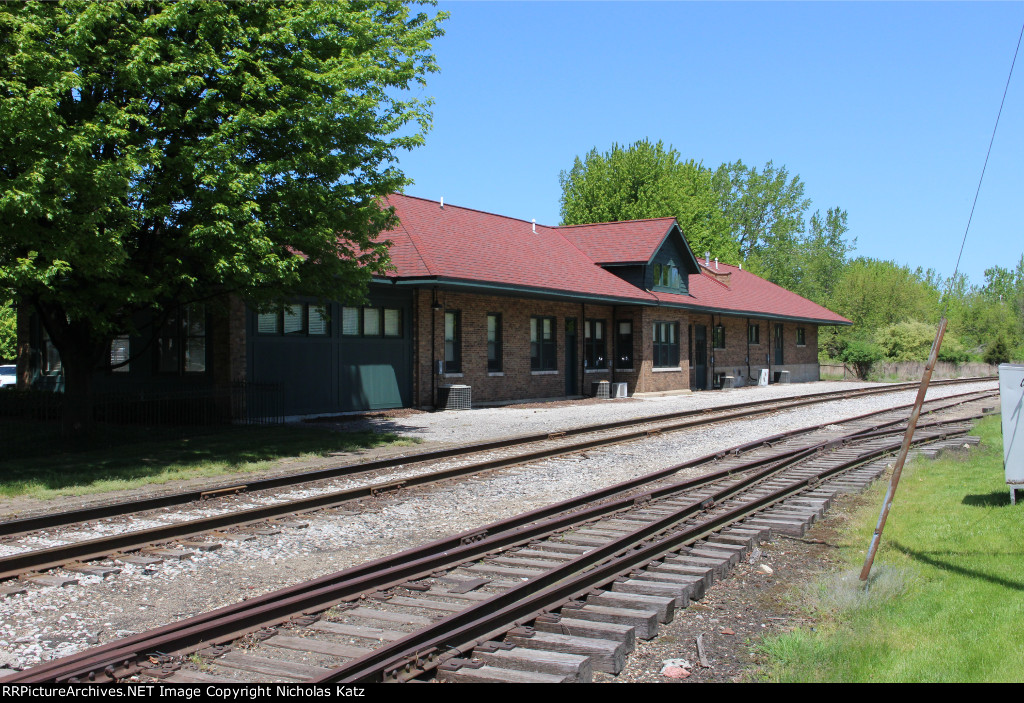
[61, 349, 96, 441]
[32, 301, 107, 442]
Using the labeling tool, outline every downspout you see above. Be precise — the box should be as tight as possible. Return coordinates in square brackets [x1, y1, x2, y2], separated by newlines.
[767, 320, 773, 384]
[431, 292, 437, 409]
[710, 314, 716, 390]
[610, 305, 617, 386]
[746, 316, 751, 384]
[580, 302, 586, 397]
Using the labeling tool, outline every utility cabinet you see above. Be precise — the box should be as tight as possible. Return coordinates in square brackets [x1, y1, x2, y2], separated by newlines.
[998, 364, 1024, 504]
[437, 384, 471, 411]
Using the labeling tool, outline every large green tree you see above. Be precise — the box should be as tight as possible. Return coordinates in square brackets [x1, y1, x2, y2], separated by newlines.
[559, 140, 739, 263]
[946, 256, 1024, 358]
[713, 160, 811, 289]
[826, 258, 942, 332]
[0, 1, 445, 433]
[794, 207, 855, 305]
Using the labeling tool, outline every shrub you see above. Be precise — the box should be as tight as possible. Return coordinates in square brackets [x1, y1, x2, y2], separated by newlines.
[839, 339, 884, 378]
[875, 320, 936, 361]
[937, 336, 970, 363]
[984, 336, 1011, 365]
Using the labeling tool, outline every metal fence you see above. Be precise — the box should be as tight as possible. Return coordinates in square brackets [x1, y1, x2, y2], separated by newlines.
[0, 382, 283, 428]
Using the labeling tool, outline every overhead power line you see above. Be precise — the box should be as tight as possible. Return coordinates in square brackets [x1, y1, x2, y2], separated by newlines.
[948, 20, 1024, 293]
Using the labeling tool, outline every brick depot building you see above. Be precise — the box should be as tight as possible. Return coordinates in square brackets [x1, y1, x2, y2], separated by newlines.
[18, 194, 853, 416]
[247, 194, 850, 414]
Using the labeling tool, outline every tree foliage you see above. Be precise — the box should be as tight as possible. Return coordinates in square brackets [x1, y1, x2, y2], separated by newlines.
[795, 207, 856, 304]
[874, 320, 940, 362]
[826, 258, 941, 332]
[0, 1, 445, 429]
[558, 140, 1021, 366]
[559, 140, 739, 263]
[713, 160, 811, 289]
[0, 296, 14, 362]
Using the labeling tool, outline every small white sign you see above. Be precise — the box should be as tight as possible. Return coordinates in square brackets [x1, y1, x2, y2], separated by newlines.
[758, 369, 769, 386]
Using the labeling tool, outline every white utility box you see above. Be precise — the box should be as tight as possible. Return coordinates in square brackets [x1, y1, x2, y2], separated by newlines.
[998, 364, 1024, 504]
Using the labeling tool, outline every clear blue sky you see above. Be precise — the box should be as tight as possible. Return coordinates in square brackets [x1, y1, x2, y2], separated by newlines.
[397, 1, 1024, 288]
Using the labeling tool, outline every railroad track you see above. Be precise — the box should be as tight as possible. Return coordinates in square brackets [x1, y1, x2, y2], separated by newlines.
[0, 380, 996, 585]
[0, 377, 991, 537]
[4, 393, 992, 684]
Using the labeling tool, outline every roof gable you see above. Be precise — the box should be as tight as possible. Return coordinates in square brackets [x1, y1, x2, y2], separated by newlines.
[557, 218, 678, 265]
[651, 224, 702, 274]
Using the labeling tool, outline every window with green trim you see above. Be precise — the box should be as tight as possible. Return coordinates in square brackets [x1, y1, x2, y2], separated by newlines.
[487, 313, 502, 372]
[339, 306, 402, 338]
[615, 320, 633, 369]
[584, 319, 606, 369]
[530, 316, 557, 370]
[158, 304, 206, 374]
[713, 324, 725, 349]
[652, 322, 679, 368]
[444, 310, 461, 373]
[258, 304, 330, 337]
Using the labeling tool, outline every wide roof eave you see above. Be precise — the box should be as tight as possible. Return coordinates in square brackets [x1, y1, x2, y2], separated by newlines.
[390, 276, 658, 306]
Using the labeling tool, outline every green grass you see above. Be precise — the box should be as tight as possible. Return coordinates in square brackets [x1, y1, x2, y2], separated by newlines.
[758, 415, 1024, 682]
[0, 421, 419, 501]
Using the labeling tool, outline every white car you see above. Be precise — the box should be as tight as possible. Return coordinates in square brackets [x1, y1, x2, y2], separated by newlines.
[0, 364, 16, 389]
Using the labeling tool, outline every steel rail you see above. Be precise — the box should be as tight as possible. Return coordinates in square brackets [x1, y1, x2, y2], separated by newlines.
[0, 389, 995, 581]
[317, 423, 974, 683]
[0, 377, 993, 538]
[7, 405, 987, 684]
[5, 444, 833, 683]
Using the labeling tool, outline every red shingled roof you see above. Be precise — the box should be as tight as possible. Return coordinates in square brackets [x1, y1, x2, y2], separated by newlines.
[381, 193, 851, 325]
[656, 265, 851, 324]
[557, 218, 678, 264]
[382, 194, 652, 302]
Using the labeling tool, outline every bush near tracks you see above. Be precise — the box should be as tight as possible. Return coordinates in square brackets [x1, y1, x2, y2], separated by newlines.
[758, 415, 1023, 682]
[0, 424, 418, 500]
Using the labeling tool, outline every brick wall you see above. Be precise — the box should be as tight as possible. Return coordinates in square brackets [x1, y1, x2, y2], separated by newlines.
[680, 313, 821, 388]
[635, 307, 691, 393]
[211, 294, 247, 387]
[413, 291, 636, 406]
[410, 289, 823, 405]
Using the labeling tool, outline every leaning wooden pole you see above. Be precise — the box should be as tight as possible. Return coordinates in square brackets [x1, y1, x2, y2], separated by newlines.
[860, 317, 948, 582]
